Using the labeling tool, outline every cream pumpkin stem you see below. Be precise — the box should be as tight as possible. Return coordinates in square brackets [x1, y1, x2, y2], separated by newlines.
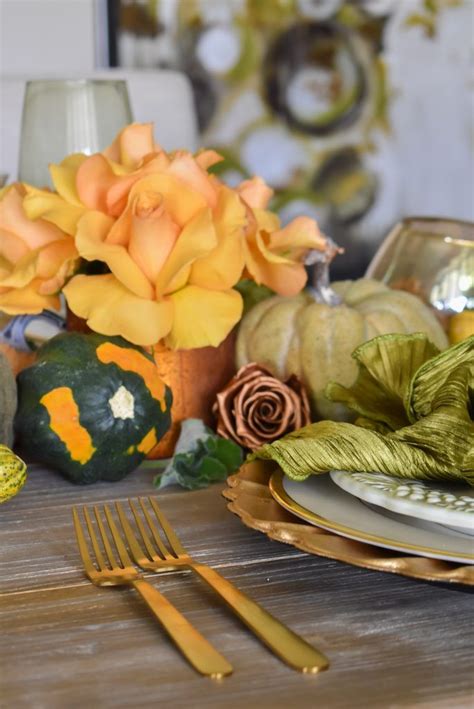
[306, 236, 343, 306]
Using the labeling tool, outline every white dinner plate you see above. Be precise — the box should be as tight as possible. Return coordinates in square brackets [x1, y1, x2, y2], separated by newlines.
[330, 471, 474, 536]
[269, 471, 474, 565]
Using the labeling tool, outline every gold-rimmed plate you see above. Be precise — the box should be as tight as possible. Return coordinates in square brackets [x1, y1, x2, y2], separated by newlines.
[223, 462, 474, 585]
[270, 470, 474, 565]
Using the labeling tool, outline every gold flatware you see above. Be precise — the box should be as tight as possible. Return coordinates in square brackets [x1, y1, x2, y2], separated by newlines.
[116, 497, 329, 673]
[72, 505, 233, 678]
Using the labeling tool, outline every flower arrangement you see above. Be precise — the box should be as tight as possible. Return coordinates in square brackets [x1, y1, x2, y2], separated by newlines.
[0, 122, 329, 350]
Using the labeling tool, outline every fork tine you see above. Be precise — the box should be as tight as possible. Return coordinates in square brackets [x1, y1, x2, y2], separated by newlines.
[83, 506, 107, 570]
[115, 502, 151, 564]
[72, 507, 97, 576]
[104, 504, 133, 568]
[137, 498, 174, 560]
[128, 499, 165, 559]
[148, 497, 187, 557]
[94, 505, 120, 568]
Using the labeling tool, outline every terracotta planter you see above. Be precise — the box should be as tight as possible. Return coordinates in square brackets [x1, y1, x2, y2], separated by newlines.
[66, 309, 237, 458]
[149, 331, 237, 458]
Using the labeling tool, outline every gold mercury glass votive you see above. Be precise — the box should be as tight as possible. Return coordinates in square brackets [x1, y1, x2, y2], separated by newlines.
[366, 217, 474, 344]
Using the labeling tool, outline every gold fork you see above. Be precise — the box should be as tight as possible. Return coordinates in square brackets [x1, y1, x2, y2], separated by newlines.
[72, 505, 233, 678]
[116, 497, 329, 673]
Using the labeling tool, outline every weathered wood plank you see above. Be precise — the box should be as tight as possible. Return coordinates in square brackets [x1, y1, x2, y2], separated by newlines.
[2, 555, 473, 709]
[1, 464, 474, 708]
[0, 465, 305, 593]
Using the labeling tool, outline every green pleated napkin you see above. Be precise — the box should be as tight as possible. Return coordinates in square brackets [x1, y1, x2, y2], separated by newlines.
[249, 334, 474, 486]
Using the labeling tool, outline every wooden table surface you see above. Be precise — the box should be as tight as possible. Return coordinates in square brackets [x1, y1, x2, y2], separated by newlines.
[1, 464, 473, 709]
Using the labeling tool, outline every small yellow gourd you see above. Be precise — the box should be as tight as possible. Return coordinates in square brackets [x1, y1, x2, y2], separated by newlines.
[0, 445, 27, 503]
[448, 311, 474, 344]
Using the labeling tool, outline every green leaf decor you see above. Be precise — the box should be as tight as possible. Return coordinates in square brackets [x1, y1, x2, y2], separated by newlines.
[151, 419, 243, 491]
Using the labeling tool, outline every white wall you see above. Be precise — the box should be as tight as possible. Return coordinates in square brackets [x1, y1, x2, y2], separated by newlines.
[0, 0, 98, 75]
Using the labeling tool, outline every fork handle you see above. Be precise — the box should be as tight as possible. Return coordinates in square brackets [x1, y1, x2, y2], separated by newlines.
[189, 564, 329, 672]
[130, 578, 232, 678]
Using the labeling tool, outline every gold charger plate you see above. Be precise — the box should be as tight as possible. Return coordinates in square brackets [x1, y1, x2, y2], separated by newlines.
[223, 461, 474, 586]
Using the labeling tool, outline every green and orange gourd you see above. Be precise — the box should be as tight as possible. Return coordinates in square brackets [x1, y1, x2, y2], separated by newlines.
[14, 333, 172, 484]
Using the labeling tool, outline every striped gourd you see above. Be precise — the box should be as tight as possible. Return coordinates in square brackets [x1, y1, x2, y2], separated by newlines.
[0, 445, 27, 503]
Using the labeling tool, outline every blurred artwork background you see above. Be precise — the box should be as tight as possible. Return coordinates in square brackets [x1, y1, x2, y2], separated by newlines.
[112, 0, 473, 277]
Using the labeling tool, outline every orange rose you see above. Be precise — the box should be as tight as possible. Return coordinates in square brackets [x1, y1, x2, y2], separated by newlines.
[0, 184, 77, 314]
[20, 123, 331, 348]
[21, 125, 247, 348]
[237, 177, 328, 297]
[61, 167, 248, 348]
[23, 124, 223, 231]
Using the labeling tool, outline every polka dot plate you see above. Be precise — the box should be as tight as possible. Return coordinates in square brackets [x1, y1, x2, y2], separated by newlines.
[330, 471, 474, 537]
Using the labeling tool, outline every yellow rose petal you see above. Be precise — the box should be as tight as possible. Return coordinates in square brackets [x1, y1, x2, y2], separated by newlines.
[0, 253, 10, 276]
[0, 249, 39, 288]
[0, 183, 13, 200]
[104, 123, 156, 167]
[39, 256, 78, 296]
[0, 229, 29, 264]
[190, 187, 246, 290]
[75, 154, 139, 216]
[252, 208, 280, 233]
[127, 192, 179, 283]
[243, 239, 307, 296]
[195, 149, 223, 170]
[36, 238, 78, 283]
[49, 153, 87, 206]
[0, 186, 62, 249]
[255, 229, 295, 265]
[107, 159, 131, 176]
[75, 211, 155, 300]
[76, 154, 118, 212]
[128, 174, 207, 227]
[238, 177, 273, 209]
[269, 216, 326, 253]
[64, 274, 174, 346]
[166, 285, 242, 349]
[156, 207, 217, 297]
[167, 152, 218, 208]
[0, 280, 60, 314]
[265, 263, 308, 296]
[23, 188, 85, 235]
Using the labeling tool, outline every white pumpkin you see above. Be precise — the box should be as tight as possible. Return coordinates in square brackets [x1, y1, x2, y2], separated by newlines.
[236, 278, 449, 420]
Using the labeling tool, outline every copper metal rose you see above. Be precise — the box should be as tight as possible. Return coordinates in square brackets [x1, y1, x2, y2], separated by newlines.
[213, 363, 311, 451]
